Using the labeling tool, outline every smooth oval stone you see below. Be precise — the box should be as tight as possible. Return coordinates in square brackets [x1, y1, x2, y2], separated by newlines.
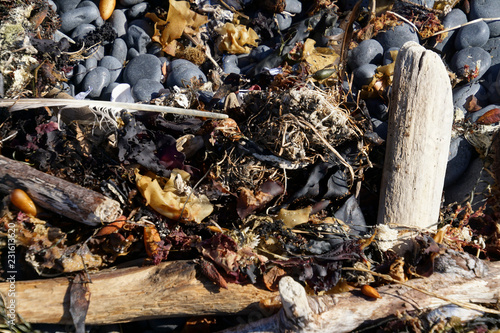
[132, 79, 164, 102]
[101, 82, 120, 101]
[382, 47, 399, 65]
[285, 0, 302, 14]
[469, 0, 500, 37]
[250, 45, 272, 61]
[223, 55, 240, 74]
[123, 54, 162, 86]
[128, 19, 154, 37]
[111, 83, 134, 103]
[127, 48, 140, 59]
[445, 136, 474, 186]
[365, 98, 388, 120]
[127, 2, 149, 19]
[147, 42, 164, 57]
[452, 82, 489, 116]
[467, 104, 500, 123]
[85, 44, 105, 61]
[454, 20, 489, 49]
[353, 63, 377, 88]
[99, 56, 123, 83]
[375, 23, 420, 50]
[94, 16, 104, 28]
[81, 67, 111, 98]
[166, 59, 207, 88]
[72, 63, 87, 86]
[481, 37, 500, 103]
[372, 118, 388, 140]
[450, 47, 491, 81]
[321, 26, 343, 46]
[433, 8, 468, 53]
[119, 0, 145, 6]
[71, 23, 95, 41]
[276, 13, 292, 30]
[125, 25, 151, 54]
[85, 57, 98, 72]
[60, 5, 100, 33]
[348, 39, 383, 70]
[111, 38, 127, 64]
[54, 0, 80, 13]
[110, 9, 127, 37]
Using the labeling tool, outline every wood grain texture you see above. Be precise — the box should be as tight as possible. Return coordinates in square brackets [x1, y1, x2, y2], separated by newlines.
[378, 41, 454, 229]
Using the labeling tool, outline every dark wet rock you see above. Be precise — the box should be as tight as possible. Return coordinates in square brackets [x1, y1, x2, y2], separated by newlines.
[81, 67, 111, 98]
[119, 0, 145, 7]
[198, 90, 214, 104]
[132, 79, 164, 102]
[353, 64, 377, 88]
[375, 22, 420, 50]
[127, 2, 149, 19]
[455, 20, 490, 49]
[467, 104, 500, 123]
[100, 56, 123, 83]
[348, 39, 383, 70]
[223, 55, 240, 74]
[365, 98, 388, 120]
[123, 54, 162, 86]
[60, 4, 100, 33]
[445, 136, 475, 187]
[452, 82, 489, 115]
[372, 118, 388, 140]
[469, 0, 500, 37]
[166, 59, 207, 88]
[110, 9, 128, 37]
[450, 47, 491, 81]
[70, 23, 95, 41]
[320, 26, 343, 46]
[125, 25, 151, 54]
[111, 38, 128, 64]
[285, 0, 302, 14]
[147, 42, 164, 57]
[72, 64, 87, 86]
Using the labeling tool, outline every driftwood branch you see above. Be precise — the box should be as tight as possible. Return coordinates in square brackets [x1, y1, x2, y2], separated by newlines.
[0, 155, 122, 225]
[378, 42, 454, 229]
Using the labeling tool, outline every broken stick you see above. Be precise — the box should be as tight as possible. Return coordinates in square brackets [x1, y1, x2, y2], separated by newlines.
[378, 42, 454, 229]
[0, 155, 122, 225]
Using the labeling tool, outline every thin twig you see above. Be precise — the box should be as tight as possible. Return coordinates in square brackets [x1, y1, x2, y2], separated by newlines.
[432, 17, 500, 36]
[387, 11, 419, 32]
[218, 0, 249, 20]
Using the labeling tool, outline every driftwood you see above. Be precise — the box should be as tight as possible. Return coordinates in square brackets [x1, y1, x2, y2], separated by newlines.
[378, 42, 454, 229]
[0, 155, 122, 225]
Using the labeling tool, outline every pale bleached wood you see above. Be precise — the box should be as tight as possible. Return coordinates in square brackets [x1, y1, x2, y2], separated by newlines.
[0, 155, 122, 225]
[0, 260, 278, 325]
[222, 251, 500, 333]
[377, 41, 454, 229]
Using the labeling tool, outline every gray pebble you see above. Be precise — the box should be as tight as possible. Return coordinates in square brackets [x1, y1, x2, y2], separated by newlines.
[276, 13, 292, 30]
[110, 10, 128, 37]
[450, 47, 491, 81]
[353, 63, 377, 88]
[467, 104, 500, 123]
[127, 47, 140, 59]
[452, 82, 489, 115]
[101, 82, 120, 101]
[411, 0, 434, 8]
[72, 64, 87, 86]
[147, 42, 164, 57]
[85, 44, 105, 61]
[125, 25, 151, 54]
[166, 59, 207, 88]
[365, 98, 388, 120]
[250, 45, 272, 62]
[85, 57, 98, 72]
[480, 37, 500, 103]
[348, 39, 383, 70]
[60, 4, 100, 33]
[94, 16, 104, 28]
[132, 79, 164, 102]
[127, 2, 149, 19]
[372, 118, 388, 140]
[123, 54, 162, 86]
[111, 38, 128, 64]
[54, 0, 80, 13]
[119, 0, 145, 6]
[81, 67, 111, 98]
[469, 0, 500, 37]
[321, 26, 343, 46]
[128, 19, 154, 37]
[100, 56, 123, 84]
[223, 55, 240, 74]
[382, 47, 399, 65]
[70, 23, 95, 42]
[375, 23, 420, 50]
[433, 9, 467, 53]
[285, 0, 302, 14]
[454, 20, 489, 49]
[445, 136, 474, 186]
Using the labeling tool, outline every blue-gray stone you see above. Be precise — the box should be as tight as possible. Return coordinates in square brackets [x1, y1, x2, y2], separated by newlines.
[70, 23, 95, 42]
[110, 10, 128, 37]
[411, 0, 434, 8]
[222, 55, 240, 74]
[128, 19, 154, 37]
[452, 82, 489, 115]
[166, 59, 207, 88]
[372, 118, 388, 140]
[353, 63, 377, 88]
[321, 26, 343, 46]
[101, 82, 120, 101]
[127, 2, 149, 19]
[375, 23, 420, 50]
[450, 47, 491, 81]
[433, 9, 467, 53]
[119, 0, 145, 6]
[198, 90, 214, 104]
[85, 57, 98, 72]
[285, 0, 302, 14]
[127, 48, 140, 59]
[250, 45, 272, 61]
[60, 5, 100, 33]
[481, 37, 500, 103]
[93, 15, 104, 28]
[454, 20, 489, 50]
[54, 0, 80, 13]
[72, 64, 87, 86]
[99, 56, 123, 84]
[132, 79, 164, 102]
[365, 98, 388, 120]
[81, 67, 111, 98]
[123, 54, 162, 86]
[111, 38, 128, 64]
[445, 136, 474, 186]
[467, 104, 500, 123]
[348, 39, 383, 70]
[147, 42, 164, 57]
[469, 0, 500, 37]
[125, 25, 151, 54]
[382, 47, 399, 65]
[0, 73, 4, 98]
[276, 13, 292, 30]
[85, 44, 105, 61]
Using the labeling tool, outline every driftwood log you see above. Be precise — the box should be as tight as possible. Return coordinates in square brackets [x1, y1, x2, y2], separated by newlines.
[0, 155, 122, 225]
[378, 42, 454, 229]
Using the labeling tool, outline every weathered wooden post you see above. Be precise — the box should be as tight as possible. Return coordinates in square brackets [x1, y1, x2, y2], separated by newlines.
[377, 41, 454, 229]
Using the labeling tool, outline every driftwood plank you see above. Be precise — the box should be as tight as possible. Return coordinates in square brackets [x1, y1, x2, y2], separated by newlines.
[0, 260, 278, 325]
[378, 41, 454, 229]
[0, 155, 122, 225]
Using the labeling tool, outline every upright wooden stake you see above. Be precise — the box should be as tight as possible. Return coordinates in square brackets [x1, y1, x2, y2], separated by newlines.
[377, 42, 454, 229]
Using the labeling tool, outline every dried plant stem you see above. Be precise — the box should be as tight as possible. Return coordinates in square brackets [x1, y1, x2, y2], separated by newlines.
[432, 17, 500, 36]
[342, 267, 500, 315]
[387, 11, 419, 32]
